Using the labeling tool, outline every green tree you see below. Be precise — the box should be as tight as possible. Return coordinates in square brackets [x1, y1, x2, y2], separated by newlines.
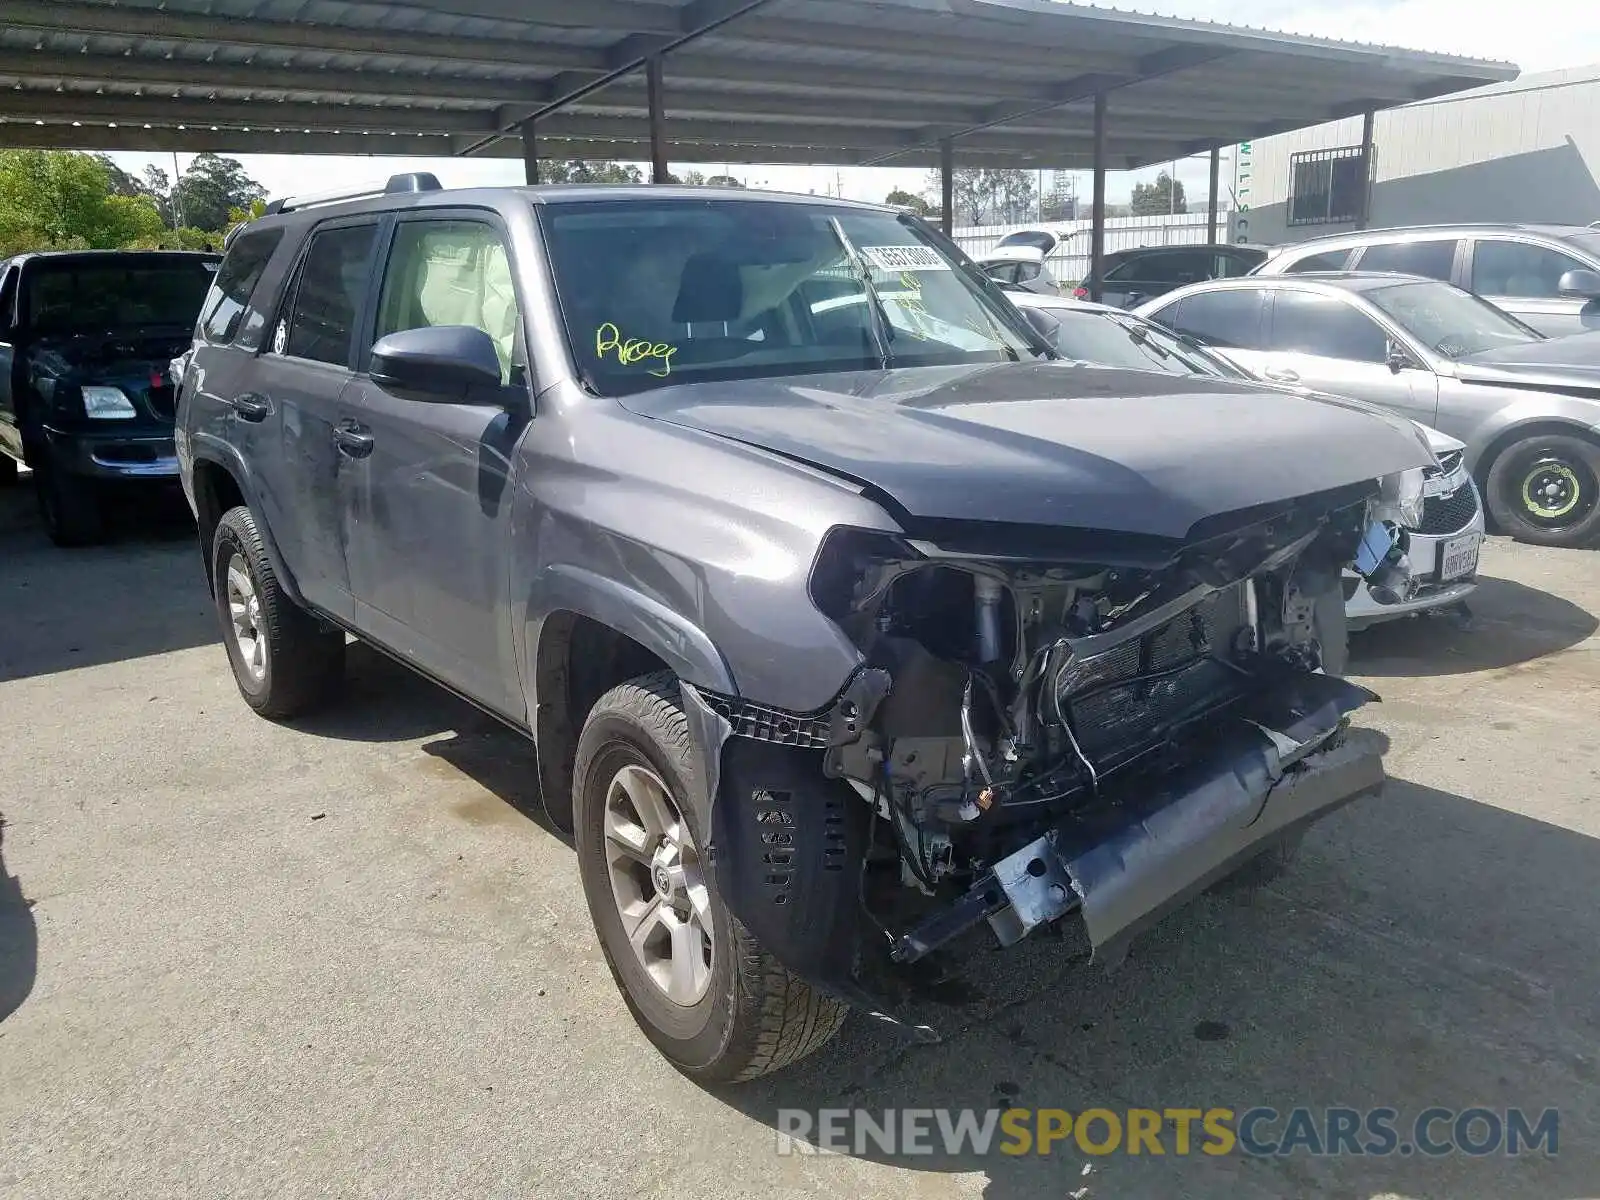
[540, 160, 644, 185]
[921, 167, 1036, 225]
[170, 153, 266, 232]
[1130, 171, 1187, 217]
[884, 188, 930, 215]
[0, 150, 165, 255]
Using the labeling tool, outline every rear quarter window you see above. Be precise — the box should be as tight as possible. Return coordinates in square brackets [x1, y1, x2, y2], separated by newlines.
[1281, 248, 1354, 273]
[199, 228, 285, 347]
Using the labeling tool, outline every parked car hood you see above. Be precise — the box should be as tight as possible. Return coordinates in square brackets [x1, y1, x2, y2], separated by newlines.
[1455, 331, 1600, 387]
[618, 363, 1434, 541]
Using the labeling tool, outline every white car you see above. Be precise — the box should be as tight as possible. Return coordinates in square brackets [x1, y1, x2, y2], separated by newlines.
[973, 231, 1064, 296]
[1007, 288, 1484, 630]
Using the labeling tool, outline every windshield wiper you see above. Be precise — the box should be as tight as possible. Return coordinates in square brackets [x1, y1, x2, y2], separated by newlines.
[826, 217, 894, 370]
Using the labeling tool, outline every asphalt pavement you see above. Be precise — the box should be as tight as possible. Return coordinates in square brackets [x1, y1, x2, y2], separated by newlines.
[2, 481, 1597, 1199]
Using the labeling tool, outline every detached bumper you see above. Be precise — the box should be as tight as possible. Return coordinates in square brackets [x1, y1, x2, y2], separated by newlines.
[42, 426, 179, 480]
[893, 673, 1384, 965]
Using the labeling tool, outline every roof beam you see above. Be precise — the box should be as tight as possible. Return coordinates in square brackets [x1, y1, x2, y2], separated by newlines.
[383, 0, 684, 32]
[0, 93, 495, 135]
[0, 50, 552, 107]
[863, 42, 1233, 164]
[461, 0, 779, 155]
[6, 0, 607, 74]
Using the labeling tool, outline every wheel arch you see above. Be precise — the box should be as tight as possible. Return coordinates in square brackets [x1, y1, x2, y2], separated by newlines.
[187, 442, 305, 606]
[528, 569, 736, 832]
[1472, 416, 1600, 492]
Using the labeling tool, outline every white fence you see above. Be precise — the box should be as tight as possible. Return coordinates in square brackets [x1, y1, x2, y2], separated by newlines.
[952, 211, 1242, 283]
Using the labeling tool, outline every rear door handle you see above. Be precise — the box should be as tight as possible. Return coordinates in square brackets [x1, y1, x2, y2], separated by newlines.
[333, 421, 374, 459]
[230, 393, 272, 422]
[1263, 367, 1301, 383]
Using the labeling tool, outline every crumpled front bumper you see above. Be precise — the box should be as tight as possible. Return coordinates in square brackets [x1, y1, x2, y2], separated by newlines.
[893, 673, 1383, 966]
[681, 671, 1384, 1035]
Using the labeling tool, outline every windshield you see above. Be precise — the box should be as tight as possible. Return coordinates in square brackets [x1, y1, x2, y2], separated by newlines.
[1364, 279, 1540, 359]
[26, 259, 218, 335]
[538, 198, 1042, 394]
[1049, 308, 1244, 378]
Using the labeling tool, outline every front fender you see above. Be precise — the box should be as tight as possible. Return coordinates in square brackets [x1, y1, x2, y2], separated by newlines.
[1458, 389, 1600, 474]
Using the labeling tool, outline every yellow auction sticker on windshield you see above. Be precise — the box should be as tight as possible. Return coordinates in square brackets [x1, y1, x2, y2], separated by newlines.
[861, 245, 949, 272]
[595, 322, 677, 378]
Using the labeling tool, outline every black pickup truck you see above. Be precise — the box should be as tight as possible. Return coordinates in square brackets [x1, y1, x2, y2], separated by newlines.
[0, 250, 220, 545]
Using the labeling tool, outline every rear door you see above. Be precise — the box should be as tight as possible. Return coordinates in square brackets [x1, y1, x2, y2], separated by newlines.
[337, 210, 531, 718]
[252, 217, 384, 622]
[1466, 236, 1597, 336]
[1350, 237, 1463, 284]
[1261, 287, 1439, 425]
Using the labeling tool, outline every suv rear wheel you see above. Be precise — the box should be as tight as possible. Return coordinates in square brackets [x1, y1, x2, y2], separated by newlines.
[573, 672, 847, 1082]
[212, 505, 344, 718]
[1485, 432, 1600, 548]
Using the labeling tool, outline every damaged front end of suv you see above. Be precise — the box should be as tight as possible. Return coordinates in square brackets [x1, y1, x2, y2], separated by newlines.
[681, 471, 1423, 1032]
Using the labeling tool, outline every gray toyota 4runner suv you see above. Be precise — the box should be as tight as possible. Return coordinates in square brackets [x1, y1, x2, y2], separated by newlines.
[176, 177, 1436, 1082]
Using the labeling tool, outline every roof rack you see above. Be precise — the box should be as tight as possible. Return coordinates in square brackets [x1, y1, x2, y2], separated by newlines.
[263, 172, 443, 216]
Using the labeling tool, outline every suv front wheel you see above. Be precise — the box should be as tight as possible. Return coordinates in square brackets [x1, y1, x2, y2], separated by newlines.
[573, 672, 848, 1082]
[1485, 432, 1600, 548]
[211, 505, 345, 719]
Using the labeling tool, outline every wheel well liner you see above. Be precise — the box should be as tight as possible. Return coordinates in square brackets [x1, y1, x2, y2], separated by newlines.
[534, 610, 671, 831]
[191, 458, 246, 584]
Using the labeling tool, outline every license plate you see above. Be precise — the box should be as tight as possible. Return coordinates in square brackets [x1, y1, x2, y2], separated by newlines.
[1439, 531, 1482, 582]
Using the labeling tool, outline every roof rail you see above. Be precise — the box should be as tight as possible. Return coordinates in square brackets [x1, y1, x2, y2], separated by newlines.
[263, 172, 443, 216]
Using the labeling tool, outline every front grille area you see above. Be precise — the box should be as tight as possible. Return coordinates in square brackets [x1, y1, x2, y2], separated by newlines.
[1427, 449, 1464, 478]
[702, 693, 832, 749]
[1062, 585, 1249, 762]
[1418, 482, 1480, 536]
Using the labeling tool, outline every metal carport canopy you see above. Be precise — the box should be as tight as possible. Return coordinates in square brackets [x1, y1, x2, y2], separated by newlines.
[0, 0, 1515, 172]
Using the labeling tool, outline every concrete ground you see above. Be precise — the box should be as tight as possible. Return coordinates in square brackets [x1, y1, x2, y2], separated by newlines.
[1, 481, 1597, 1200]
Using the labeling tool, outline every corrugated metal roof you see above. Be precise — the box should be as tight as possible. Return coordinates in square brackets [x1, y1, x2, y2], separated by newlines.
[0, 0, 1517, 170]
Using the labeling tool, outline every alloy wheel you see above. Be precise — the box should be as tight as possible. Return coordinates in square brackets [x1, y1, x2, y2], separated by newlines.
[602, 763, 715, 1007]
[225, 552, 268, 683]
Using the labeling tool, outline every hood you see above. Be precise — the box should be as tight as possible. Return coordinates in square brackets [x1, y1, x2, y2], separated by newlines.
[619, 363, 1435, 541]
[1455, 331, 1600, 390]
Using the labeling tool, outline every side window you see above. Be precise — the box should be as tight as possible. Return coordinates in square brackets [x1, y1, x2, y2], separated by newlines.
[1356, 239, 1458, 281]
[1106, 250, 1196, 285]
[1015, 261, 1041, 283]
[1283, 248, 1353, 274]
[1160, 289, 1263, 349]
[1269, 290, 1388, 363]
[275, 223, 379, 366]
[374, 220, 523, 385]
[982, 263, 1020, 285]
[199, 228, 283, 345]
[1470, 239, 1588, 297]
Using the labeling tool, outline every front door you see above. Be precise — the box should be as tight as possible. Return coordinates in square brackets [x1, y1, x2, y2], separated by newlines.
[338, 213, 531, 719]
[1468, 237, 1596, 337]
[0, 264, 22, 463]
[1262, 288, 1440, 426]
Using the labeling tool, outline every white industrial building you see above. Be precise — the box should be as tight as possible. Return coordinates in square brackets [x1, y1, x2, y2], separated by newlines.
[1234, 64, 1600, 245]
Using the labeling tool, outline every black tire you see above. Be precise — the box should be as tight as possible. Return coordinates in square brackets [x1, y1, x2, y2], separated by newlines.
[34, 458, 105, 547]
[1485, 432, 1600, 548]
[573, 672, 847, 1083]
[211, 504, 344, 719]
[0, 455, 17, 487]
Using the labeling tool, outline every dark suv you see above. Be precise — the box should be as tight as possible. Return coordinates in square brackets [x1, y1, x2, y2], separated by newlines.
[0, 250, 219, 544]
[177, 176, 1435, 1082]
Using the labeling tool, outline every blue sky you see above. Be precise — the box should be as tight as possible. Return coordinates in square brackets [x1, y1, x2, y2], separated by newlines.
[106, 0, 1600, 213]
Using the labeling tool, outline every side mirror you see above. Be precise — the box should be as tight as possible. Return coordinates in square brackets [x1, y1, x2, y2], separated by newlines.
[1557, 268, 1600, 298]
[1385, 340, 1414, 373]
[369, 325, 504, 400]
[1018, 305, 1061, 346]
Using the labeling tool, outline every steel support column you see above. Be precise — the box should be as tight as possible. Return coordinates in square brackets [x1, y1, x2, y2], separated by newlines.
[521, 120, 539, 184]
[940, 137, 955, 236]
[1355, 109, 1376, 230]
[1207, 145, 1220, 243]
[647, 55, 669, 183]
[1089, 92, 1107, 303]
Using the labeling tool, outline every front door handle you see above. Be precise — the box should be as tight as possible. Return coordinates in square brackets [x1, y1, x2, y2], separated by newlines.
[230, 392, 271, 422]
[1263, 367, 1301, 383]
[333, 422, 374, 459]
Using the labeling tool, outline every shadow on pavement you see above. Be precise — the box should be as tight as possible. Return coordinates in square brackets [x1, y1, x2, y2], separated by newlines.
[0, 812, 38, 1026]
[0, 484, 215, 682]
[714, 775, 1599, 1199]
[1352, 573, 1597, 678]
